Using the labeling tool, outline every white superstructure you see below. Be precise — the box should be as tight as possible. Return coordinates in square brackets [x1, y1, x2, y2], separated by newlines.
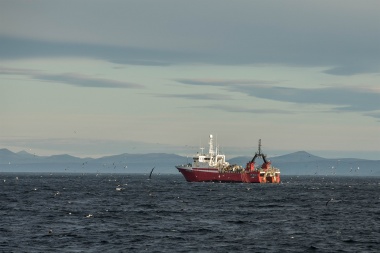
[191, 134, 229, 170]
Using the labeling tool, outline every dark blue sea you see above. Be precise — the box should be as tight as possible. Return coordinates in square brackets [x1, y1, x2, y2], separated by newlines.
[1, 173, 379, 252]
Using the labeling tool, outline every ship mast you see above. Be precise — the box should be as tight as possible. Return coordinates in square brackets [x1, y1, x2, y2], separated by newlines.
[258, 139, 262, 155]
[208, 134, 214, 155]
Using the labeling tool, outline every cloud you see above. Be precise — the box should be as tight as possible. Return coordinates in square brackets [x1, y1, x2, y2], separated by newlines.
[195, 104, 294, 115]
[156, 93, 233, 101]
[34, 73, 145, 89]
[156, 79, 294, 114]
[230, 85, 380, 112]
[0, 66, 145, 89]
[174, 78, 279, 86]
[0, 66, 39, 75]
[365, 111, 380, 120]
[323, 64, 380, 76]
[2, 0, 380, 77]
[1, 1, 380, 75]
[175, 78, 380, 116]
[0, 35, 196, 66]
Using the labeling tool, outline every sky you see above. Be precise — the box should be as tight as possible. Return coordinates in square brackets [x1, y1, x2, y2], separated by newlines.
[1, 0, 380, 159]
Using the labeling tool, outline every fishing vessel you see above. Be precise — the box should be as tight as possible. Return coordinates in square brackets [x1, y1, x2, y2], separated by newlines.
[176, 134, 280, 183]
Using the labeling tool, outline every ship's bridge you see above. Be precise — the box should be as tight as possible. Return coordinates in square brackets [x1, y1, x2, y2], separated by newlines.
[191, 134, 229, 168]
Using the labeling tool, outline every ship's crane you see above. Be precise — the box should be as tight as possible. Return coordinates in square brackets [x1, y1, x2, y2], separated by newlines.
[246, 139, 271, 171]
[250, 139, 269, 164]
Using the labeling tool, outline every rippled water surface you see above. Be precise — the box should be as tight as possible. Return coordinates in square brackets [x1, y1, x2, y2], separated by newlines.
[1, 173, 379, 252]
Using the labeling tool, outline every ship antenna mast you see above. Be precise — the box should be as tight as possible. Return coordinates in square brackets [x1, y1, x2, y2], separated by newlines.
[209, 134, 214, 155]
[258, 139, 262, 155]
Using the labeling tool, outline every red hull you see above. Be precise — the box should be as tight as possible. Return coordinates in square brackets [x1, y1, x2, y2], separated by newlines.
[177, 167, 280, 183]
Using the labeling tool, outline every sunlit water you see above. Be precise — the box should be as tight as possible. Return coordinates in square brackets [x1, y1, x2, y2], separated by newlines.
[1, 173, 379, 252]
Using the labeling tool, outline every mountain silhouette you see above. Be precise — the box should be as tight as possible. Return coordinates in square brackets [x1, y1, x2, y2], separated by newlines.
[1, 148, 379, 176]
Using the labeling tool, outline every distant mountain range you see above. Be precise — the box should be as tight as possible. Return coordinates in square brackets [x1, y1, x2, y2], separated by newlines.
[228, 151, 380, 176]
[0, 148, 379, 176]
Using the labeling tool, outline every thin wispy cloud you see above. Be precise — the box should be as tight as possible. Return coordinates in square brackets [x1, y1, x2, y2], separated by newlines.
[175, 78, 279, 86]
[0, 66, 145, 89]
[197, 104, 294, 115]
[156, 93, 233, 101]
[365, 111, 380, 120]
[0, 66, 40, 75]
[229, 85, 380, 112]
[0, 36, 195, 67]
[34, 73, 145, 89]
[175, 78, 380, 116]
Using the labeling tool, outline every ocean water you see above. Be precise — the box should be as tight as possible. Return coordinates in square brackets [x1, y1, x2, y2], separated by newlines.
[0, 173, 379, 252]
